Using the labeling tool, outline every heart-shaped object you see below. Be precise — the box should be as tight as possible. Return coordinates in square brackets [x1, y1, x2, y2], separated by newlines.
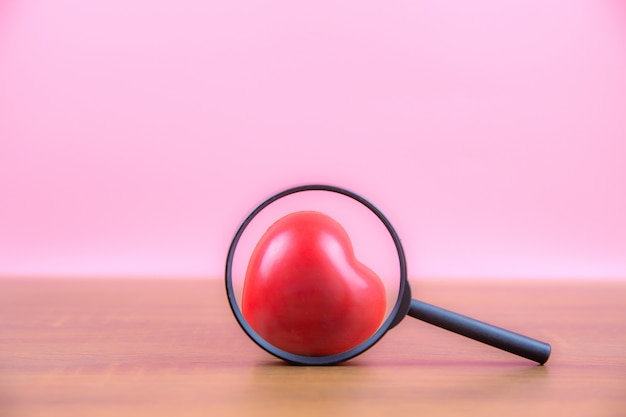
[242, 211, 386, 356]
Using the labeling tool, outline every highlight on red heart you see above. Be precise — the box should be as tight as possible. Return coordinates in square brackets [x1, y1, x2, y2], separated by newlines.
[242, 211, 386, 356]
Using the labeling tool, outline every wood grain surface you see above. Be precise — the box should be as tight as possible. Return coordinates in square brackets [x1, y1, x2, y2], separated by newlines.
[1, 278, 625, 417]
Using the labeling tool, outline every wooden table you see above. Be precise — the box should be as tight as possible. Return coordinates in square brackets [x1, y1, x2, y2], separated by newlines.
[1, 278, 625, 416]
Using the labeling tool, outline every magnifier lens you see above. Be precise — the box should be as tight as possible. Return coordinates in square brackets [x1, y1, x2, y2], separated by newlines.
[227, 187, 405, 363]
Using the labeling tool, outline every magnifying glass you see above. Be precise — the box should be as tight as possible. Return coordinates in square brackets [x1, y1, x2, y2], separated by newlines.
[225, 184, 551, 366]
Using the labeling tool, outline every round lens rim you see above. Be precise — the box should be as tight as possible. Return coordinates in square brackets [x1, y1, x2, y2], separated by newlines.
[224, 184, 408, 365]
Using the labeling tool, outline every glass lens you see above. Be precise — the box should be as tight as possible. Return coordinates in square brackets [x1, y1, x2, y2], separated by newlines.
[228, 188, 402, 360]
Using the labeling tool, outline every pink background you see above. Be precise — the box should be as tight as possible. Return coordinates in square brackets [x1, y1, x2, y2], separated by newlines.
[1, 0, 625, 279]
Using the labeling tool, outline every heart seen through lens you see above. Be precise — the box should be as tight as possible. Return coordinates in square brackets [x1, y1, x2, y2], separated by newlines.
[242, 211, 386, 356]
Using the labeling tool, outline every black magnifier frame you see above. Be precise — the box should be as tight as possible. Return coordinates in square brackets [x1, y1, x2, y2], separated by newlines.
[225, 184, 409, 365]
[225, 184, 551, 366]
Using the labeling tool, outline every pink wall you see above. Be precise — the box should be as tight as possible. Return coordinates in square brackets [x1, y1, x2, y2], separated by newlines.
[1, 0, 625, 279]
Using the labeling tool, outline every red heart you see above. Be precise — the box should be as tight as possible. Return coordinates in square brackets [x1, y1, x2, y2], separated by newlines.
[242, 211, 386, 356]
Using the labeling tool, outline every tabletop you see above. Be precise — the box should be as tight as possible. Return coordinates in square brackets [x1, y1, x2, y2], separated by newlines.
[1, 278, 625, 417]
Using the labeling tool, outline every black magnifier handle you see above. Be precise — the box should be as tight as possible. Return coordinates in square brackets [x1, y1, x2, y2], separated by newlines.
[408, 299, 551, 364]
